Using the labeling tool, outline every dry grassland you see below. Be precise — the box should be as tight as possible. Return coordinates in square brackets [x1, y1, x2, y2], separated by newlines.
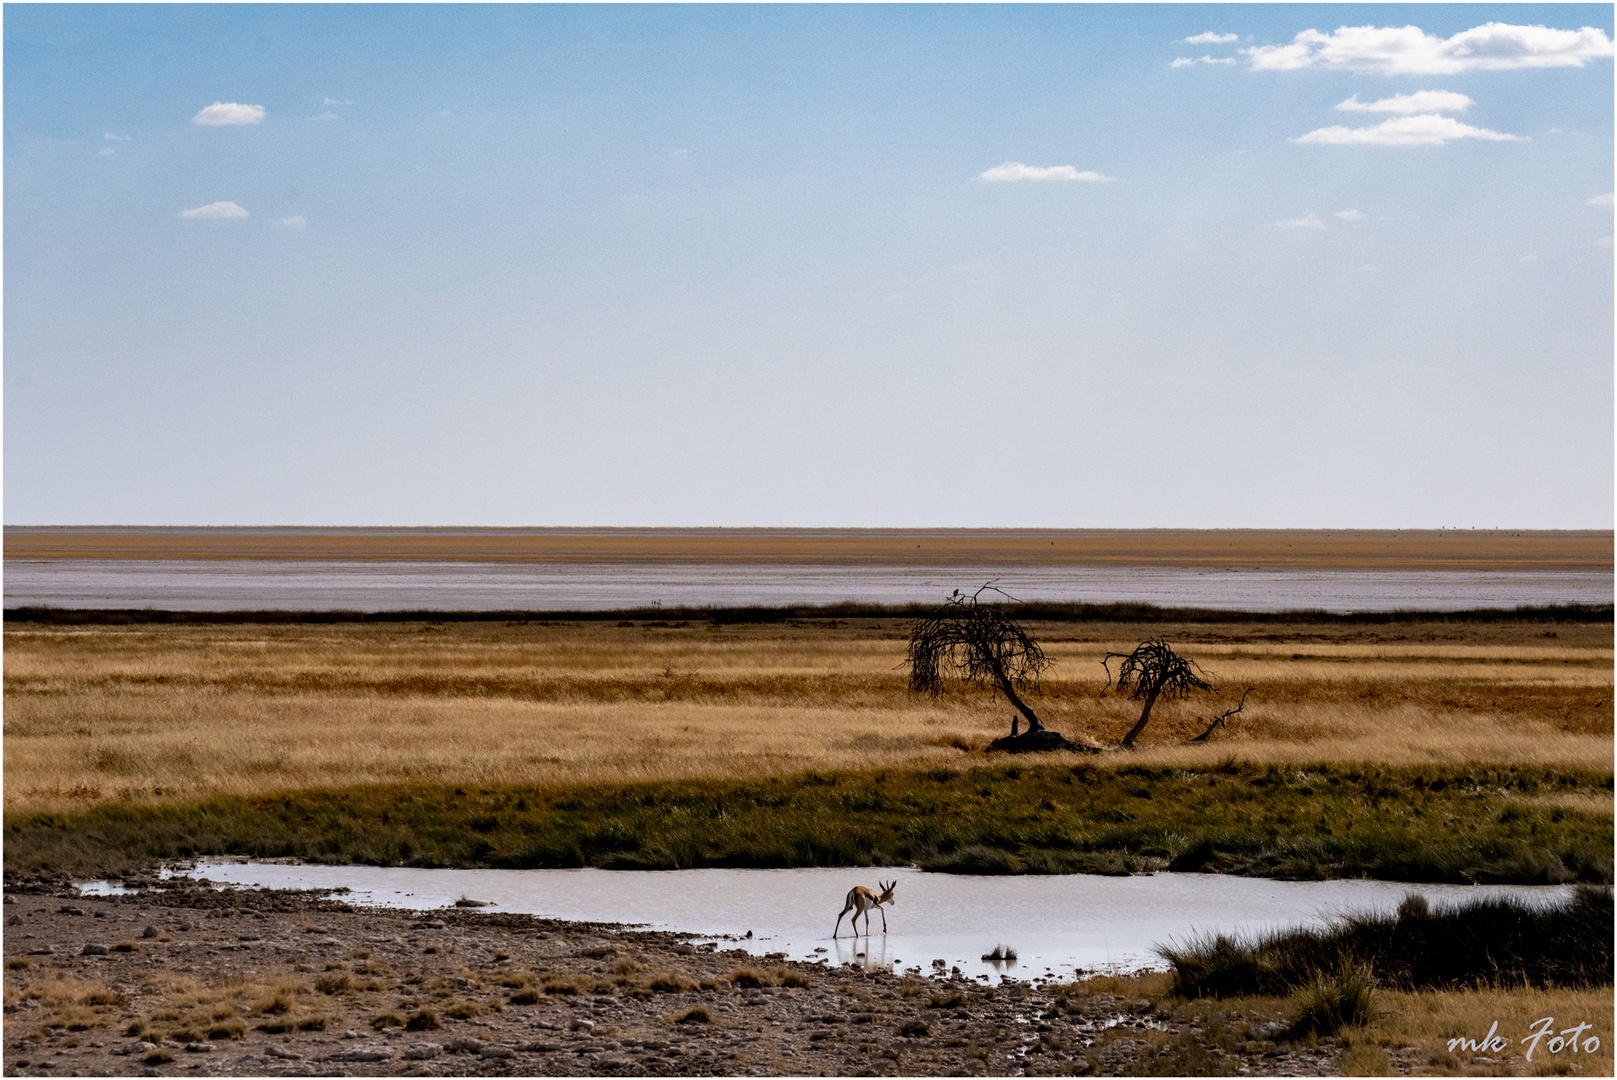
[5, 526, 1611, 569]
[5, 618, 1610, 813]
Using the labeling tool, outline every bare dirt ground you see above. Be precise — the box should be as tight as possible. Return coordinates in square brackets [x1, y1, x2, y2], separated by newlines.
[5, 527, 1610, 570]
[3, 882, 1349, 1078]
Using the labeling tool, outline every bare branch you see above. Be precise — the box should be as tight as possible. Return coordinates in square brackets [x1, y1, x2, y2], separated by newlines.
[1190, 687, 1253, 743]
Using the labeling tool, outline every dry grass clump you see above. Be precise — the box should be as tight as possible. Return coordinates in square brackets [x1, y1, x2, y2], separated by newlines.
[728, 965, 810, 989]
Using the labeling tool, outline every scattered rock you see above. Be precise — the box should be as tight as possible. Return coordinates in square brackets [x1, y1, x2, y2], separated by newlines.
[479, 1044, 514, 1059]
[81, 943, 110, 955]
[141, 925, 159, 938]
[58, 906, 86, 916]
[329, 1046, 393, 1062]
[402, 1042, 441, 1060]
[265, 1046, 302, 1060]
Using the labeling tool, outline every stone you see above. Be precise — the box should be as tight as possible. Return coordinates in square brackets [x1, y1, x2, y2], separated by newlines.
[448, 1036, 488, 1054]
[402, 1043, 441, 1060]
[265, 1046, 302, 1060]
[142, 925, 159, 939]
[58, 906, 86, 916]
[329, 1046, 393, 1062]
[81, 943, 110, 956]
[479, 1045, 515, 1059]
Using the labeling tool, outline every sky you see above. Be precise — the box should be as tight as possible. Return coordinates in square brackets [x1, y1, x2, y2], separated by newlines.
[4, 4, 1613, 528]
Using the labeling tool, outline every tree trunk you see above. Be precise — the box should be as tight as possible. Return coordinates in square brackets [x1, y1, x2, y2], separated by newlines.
[1120, 689, 1159, 749]
[990, 661, 1044, 732]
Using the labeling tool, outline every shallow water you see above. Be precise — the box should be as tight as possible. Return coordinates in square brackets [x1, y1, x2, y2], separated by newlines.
[166, 862, 1572, 980]
[6, 559, 1610, 613]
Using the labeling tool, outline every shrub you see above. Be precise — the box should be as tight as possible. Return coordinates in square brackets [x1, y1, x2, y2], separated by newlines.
[674, 1007, 712, 1024]
[370, 1014, 404, 1029]
[508, 989, 540, 1005]
[1288, 963, 1377, 1037]
[206, 1020, 245, 1041]
[443, 1000, 484, 1020]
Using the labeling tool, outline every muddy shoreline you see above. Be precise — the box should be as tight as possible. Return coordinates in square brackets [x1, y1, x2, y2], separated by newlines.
[1, 879, 1356, 1077]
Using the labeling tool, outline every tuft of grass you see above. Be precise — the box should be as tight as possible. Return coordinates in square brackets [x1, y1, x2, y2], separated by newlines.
[442, 999, 484, 1019]
[1288, 963, 1378, 1037]
[508, 989, 540, 1005]
[206, 1020, 245, 1041]
[674, 1006, 713, 1024]
[370, 1013, 403, 1029]
[1160, 886, 1612, 996]
[404, 1008, 440, 1031]
[313, 972, 351, 995]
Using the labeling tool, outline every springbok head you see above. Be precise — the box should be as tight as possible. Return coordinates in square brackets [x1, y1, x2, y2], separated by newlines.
[878, 880, 897, 904]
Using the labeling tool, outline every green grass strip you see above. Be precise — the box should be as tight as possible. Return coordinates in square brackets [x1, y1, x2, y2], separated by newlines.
[5, 762, 1611, 885]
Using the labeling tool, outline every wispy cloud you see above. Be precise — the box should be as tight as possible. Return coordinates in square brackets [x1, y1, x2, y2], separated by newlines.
[1589, 192, 1615, 207]
[323, 97, 352, 106]
[980, 162, 1113, 183]
[104, 132, 132, 142]
[1278, 213, 1326, 229]
[1294, 115, 1524, 147]
[277, 216, 308, 229]
[179, 201, 249, 219]
[1335, 91, 1473, 114]
[310, 111, 341, 122]
[1335, 209, 1367, 221]
[1182, 32, 1238, 45]
[1171, 55, 1237, 68]
[192, 102, 265, 126]
[1246, 22, 1614, 74]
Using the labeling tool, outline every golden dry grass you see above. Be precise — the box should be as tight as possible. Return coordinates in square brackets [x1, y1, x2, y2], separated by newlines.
[4, 618, 1611, 812]
[1345, 985, 1614, 1077]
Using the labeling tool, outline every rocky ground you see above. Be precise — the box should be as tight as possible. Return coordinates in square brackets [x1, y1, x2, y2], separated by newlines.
[1, 880, 1349, 1077]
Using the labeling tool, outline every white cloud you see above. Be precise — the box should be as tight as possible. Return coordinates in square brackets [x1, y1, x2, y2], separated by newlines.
[98, 147, 115, 157]
[1294, 114, 1524, 146]
[1520, 253, 1539, 262]
[1171, 55, 1237, 68]
[1278, 214, 1326, 229]
[1595, 235, 1614, 249]
[1335, 90, 1473, 114]
[179, 201, 249, 219]
[1335, 209, 1367, 221]
[277, 216, 308, 229]
[310, 111, 341, 122]
[323, 97, 352, 106]
[193, 102, 266, 126]
[1589, 192, 1615, 207]
[1182, 32, 1238, 45]
[103, 132, 132, 142]
[980, 162, 1113, 183]
[1245, 22, 1614, 74]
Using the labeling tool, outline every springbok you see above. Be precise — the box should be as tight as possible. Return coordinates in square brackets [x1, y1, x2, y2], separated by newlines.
[832, 879, 896, 937]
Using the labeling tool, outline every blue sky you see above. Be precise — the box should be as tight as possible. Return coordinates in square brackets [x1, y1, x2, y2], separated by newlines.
[5, 4, 1612, 527]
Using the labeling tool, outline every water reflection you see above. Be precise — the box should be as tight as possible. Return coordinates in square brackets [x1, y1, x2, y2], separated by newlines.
[147, 861, 1573, 978]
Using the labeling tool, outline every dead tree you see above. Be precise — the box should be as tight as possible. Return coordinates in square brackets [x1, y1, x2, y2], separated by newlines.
[1103, 638, 1214, 750]
[907, 585, 1052, 734]
[906, 586, 1101, 753]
